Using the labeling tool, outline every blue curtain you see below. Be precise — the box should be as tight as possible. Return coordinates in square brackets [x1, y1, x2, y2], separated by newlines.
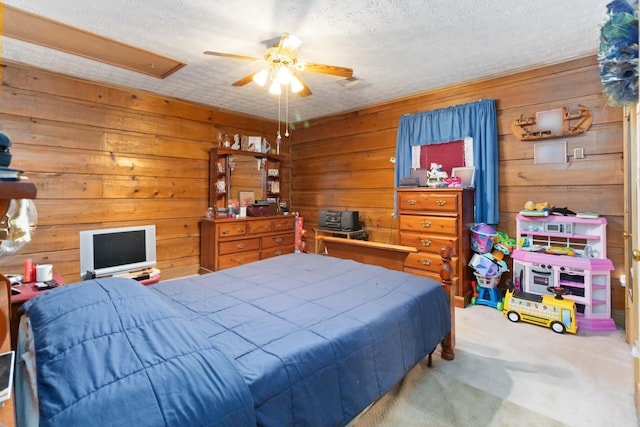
[394, 99, 499, 224]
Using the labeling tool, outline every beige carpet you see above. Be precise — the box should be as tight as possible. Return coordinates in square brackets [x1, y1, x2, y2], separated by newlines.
[352, 305, 637, 427]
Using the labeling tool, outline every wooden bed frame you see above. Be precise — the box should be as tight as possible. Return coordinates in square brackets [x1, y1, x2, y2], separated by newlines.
[316, 235, 455, 360]
[0, 241, 455, 426]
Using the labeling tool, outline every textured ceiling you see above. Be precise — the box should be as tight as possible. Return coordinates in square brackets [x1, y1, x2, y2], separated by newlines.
[1, 0, 609, 123]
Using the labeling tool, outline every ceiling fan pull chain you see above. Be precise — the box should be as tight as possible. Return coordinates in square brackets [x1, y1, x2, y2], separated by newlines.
[285, 84, 290, 137]
[277, 90, 282, 139]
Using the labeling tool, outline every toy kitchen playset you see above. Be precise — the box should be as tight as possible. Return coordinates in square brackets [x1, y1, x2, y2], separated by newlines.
[512, 213, 615, 331]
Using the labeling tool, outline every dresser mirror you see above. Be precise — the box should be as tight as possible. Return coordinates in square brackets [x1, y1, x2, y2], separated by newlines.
[209, 148, 284, 215]
[227, 153, 264, 203]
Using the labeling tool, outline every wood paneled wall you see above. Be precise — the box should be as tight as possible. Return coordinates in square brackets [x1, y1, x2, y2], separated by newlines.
[291, 56, 626, 319]
[0, 57, 626, 320]
[0, 61, 289, 285]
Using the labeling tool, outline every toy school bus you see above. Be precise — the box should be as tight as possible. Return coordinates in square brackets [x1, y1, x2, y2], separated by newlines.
[503, 286, 577, 334]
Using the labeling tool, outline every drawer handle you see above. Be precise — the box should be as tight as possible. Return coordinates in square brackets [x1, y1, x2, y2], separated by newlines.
[238, 228, 245, 233]
[421, 221, 432, 228]
[265, 226, 272, 231]
[252, 226, 259, 232]
[408, 199, 416, 205]
[236, 243, 245, 249]
[275, 237, 283, 243]
[436, 200, 447, 206]
[236, 257, 245, 263]
[222, 229, 230, 235]
[421, 259, 432, 266]
[276, 224, 283, 229]
[420, 239, 432, 247]
[275, 250, 282, 256]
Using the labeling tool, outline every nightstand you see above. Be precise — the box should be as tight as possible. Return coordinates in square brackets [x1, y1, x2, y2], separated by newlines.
[0, 276, 14, 427]
[10, 275, 63, 351]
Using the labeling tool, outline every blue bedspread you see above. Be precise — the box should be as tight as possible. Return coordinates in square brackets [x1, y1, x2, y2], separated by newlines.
[20, 253, 451, 427]
[20, 277, 256, 427]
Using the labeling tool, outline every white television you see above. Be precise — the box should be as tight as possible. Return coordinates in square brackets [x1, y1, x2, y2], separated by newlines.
[79, 225, 156, 279]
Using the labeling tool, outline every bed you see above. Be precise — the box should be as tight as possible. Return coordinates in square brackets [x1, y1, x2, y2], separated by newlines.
[14, 252, 454, 427]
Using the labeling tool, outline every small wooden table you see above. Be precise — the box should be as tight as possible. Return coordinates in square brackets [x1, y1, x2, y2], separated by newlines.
[314, 228, 367, 254]
[10, 275, 64, 351]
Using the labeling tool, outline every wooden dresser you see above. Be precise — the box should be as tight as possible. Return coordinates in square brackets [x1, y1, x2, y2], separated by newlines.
[397, 188, 475, 308]
[199, 215, 296, 273]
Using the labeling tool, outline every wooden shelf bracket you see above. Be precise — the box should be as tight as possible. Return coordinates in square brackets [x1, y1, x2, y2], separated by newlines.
[511, 105, 593, 141]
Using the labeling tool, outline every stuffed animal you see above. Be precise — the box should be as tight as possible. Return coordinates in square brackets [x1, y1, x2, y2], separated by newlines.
[524, 201, 551, 212]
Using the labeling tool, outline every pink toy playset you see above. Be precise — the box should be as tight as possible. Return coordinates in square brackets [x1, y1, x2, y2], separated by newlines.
[512, 214, 616, 332]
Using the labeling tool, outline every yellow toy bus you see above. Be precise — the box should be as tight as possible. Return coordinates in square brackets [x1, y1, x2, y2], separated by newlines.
[503, 284, 577, 334]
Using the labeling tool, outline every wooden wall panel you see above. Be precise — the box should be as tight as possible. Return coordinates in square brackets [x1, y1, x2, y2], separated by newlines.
[0, 57, 626, 322]
[0, 61, 281, 284]
[291, 55, 626, 320]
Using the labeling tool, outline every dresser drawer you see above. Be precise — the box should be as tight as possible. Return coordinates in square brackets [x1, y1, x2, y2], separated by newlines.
[399, 215, 457, 235]
[218, 251, 260, 270]
[262, 233, 295, 249]
[273, 217, 295, 231]
[398, 192, 458, 213]
[217, 222, 247, 238]
[400, 232, 458, 255]
[405, 252, 458, 275]
[248, 219, 273, 234]
[218, 238, 260, 255]
[261, 245, 295, 259]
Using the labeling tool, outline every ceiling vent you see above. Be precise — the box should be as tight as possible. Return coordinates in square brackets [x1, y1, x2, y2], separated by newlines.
[336, 77, 361, 89]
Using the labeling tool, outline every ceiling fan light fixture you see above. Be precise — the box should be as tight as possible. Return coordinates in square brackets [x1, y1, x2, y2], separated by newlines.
[276, 66, 292, 85]
[269, 81, 282, 95]
[253, 69, 269, 86]
[205, 32, 352, 139]
[282, 34, 302, 52]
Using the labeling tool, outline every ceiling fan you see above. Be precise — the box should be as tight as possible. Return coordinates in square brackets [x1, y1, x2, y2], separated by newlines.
[203, 33, 353, 97]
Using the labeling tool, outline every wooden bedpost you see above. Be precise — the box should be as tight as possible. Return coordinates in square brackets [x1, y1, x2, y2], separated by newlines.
[439, 246, 455, 360]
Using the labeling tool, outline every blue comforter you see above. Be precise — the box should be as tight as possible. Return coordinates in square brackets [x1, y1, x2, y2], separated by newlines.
[20, 253, 451, 427]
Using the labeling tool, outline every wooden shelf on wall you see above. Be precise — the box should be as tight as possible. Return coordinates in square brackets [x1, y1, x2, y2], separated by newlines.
[215, 148, 286, 163]
[0, 181, 37, 220]
[0, 181, 37, 200]
[511, 105, 592, 141]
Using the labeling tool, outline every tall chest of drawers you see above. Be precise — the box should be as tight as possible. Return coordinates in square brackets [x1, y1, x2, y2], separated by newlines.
[200, 215, 296, 273]
[397, 188, 475, 308]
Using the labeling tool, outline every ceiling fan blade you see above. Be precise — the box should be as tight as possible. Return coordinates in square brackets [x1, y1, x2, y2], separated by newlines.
[203, 51, 261, 62]
[298, 85, 312, 97]
[292, 71, 312, 97]
[232, 71, 260, 87]
[300, 62, 353, 78]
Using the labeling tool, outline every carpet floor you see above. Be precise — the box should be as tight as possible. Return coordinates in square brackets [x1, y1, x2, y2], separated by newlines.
[352, 305, 637, 427]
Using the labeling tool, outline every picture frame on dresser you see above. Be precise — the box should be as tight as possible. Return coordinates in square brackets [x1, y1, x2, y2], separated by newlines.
[239, 191, 255, 207]
[451, 167, 475, 188]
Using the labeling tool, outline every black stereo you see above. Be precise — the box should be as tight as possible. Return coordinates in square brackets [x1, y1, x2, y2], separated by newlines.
[318, 209, 360, 232]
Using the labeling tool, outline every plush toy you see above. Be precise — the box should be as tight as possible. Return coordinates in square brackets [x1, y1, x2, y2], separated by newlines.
[521, 201, 551, 216]
[493, 231, 516, 255]
[443, 176, 463, 187]
[427, 163, 448, 188]
[524, 201, 550, 211]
